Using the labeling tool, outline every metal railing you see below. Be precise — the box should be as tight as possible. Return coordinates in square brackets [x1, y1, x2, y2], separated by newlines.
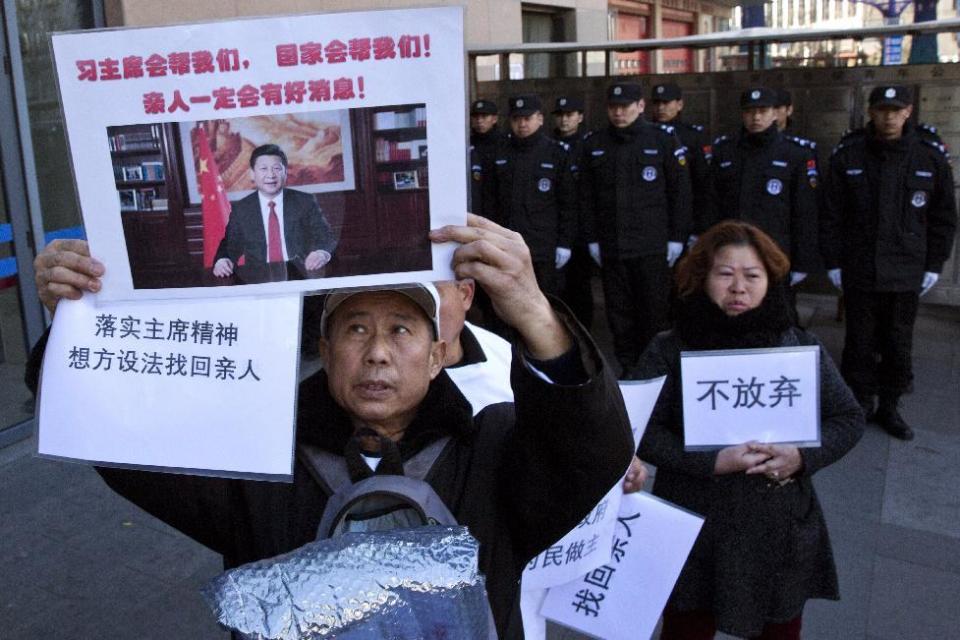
[467, 17, 960, 81]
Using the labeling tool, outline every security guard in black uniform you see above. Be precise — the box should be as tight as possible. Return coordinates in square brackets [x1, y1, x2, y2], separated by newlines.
[469, 98, 503, 222]
[552, 95, 595, 329]
[492, 94, 577, 296]
[821, 85, 957, 440]
[707, 87, 820, 288]
[649, 82, 712, 242]
[580, 82, 692, 375]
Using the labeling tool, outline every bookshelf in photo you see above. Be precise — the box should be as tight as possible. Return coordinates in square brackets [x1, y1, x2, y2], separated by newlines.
[109, 124, 171, 213]
[371, 104, 428, 193]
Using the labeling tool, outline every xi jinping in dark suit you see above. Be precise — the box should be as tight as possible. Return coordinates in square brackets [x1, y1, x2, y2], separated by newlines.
[213, 144, 337, 277]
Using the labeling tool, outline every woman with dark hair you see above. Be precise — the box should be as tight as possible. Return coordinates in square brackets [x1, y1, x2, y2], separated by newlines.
[634, 221, 864, 639]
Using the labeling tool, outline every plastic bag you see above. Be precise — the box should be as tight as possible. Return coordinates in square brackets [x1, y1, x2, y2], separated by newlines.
[203, 525, 495, 639]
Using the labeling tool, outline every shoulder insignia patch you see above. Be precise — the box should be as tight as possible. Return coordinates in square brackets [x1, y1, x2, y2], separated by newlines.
[923, 138, 950, 159]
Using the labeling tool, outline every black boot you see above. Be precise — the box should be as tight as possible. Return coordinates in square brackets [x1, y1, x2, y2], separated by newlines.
[876, 396, 914, 441]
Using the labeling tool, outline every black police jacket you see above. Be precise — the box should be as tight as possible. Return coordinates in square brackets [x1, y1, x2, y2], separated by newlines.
[821, 123, 957, 292]
[492, 129, 577, 261]
[556, 125, 592, 246]
[580, 119, 693, 260]
[665, 118, 712, 235]
[469, 129, 504, 222]
[707, 124, 820, 273]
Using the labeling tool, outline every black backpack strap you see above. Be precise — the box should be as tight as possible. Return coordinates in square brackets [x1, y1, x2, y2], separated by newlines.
[297, 444, 352, 496]
[403, 436, 452, 481]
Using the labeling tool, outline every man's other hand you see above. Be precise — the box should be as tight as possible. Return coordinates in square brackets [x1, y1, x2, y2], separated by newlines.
[304, 250, 332, 271]
[34, 239, 103, 315]
[622, 455, 649, 493]
[430, 214, 572, 360]
[213, 257, 235, 277]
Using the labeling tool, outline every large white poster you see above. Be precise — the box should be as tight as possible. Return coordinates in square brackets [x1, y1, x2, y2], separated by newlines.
[681, 346, 820, 449]
[52, 7, 465, 301]
[37, 295, 301, 479]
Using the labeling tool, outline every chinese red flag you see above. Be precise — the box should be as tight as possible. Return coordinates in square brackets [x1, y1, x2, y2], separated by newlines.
[196, 126, 232, 268]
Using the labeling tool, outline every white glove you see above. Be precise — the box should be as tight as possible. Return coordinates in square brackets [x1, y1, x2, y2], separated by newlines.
[686, 235, 698, 250]
[555, 246, 572, 269]
[827, 268, 842, 290]
[588, 242, 602, 267]
[921, 271, 939, 296]
[789, 271, 807, 286]
[667, 242, 684, 267]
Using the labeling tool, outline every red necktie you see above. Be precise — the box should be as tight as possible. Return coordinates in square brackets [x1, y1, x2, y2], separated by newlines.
[267, 200, 282, 263]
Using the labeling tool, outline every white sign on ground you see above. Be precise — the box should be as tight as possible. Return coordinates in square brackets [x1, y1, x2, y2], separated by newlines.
[37, 295, 301, 479]
[681, 346, 820, 449]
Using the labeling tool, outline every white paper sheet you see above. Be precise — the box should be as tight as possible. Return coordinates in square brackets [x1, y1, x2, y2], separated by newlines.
[37, 294, 301, 478]
[681, 346, 820, 449]
[51, 7, 465, 301]
[541, 491, 704, 640]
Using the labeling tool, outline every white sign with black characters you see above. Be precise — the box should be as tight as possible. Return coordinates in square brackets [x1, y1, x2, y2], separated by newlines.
[540, 491, 704, 640]
[37, 294, 301, 479]
[680, 346, 821, 449]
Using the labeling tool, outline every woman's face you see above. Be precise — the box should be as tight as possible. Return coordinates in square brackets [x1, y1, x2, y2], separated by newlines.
[705, 244, 769, 316]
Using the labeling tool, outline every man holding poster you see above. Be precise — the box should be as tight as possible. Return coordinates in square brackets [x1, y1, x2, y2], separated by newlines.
[632, 221, 863, 639]
[29, 215, 634, 639]
[212, 143, 337, 277]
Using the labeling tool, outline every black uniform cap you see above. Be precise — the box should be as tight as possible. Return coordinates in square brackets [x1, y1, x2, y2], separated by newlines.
[740, 87, 778, 109]
[552, 95, 585, 114]
[470, 99, 498, 115]
[775, 88, 792, 107]
[869, 85, 913, 108]
[508, 94, 542, 116]
[651, 83, 682, 102]
[607, 82, 643, 104]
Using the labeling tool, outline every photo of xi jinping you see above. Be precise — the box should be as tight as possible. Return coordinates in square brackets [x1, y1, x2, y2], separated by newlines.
[212, 143, 338, 277]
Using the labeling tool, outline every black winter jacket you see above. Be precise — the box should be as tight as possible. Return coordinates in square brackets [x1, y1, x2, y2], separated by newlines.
[493, 129, 578, 261]
[580, 119, 693, 259]
[634, 290, 863, 637]
[707, 125, 820, 273]
[820, 122, 957, 292]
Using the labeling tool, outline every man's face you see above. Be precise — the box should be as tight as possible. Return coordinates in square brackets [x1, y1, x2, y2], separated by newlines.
[435, 280, 474, 347]
[741, 106, 777, 133]
[774, 105, 793, 131]
[471, 113, 498, 135]
[251, 154, 287, 197]
[510, 112, 543, 139]
[554, 111, 584, 137]
[320, 291, 445, 437]
[650, 99, 683, 123]
[607, 99, 644, 128]
[869, 104, 913, 140]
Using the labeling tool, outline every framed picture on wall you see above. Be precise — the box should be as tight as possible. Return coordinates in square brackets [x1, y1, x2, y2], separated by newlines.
[178, 110, 357, 205]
